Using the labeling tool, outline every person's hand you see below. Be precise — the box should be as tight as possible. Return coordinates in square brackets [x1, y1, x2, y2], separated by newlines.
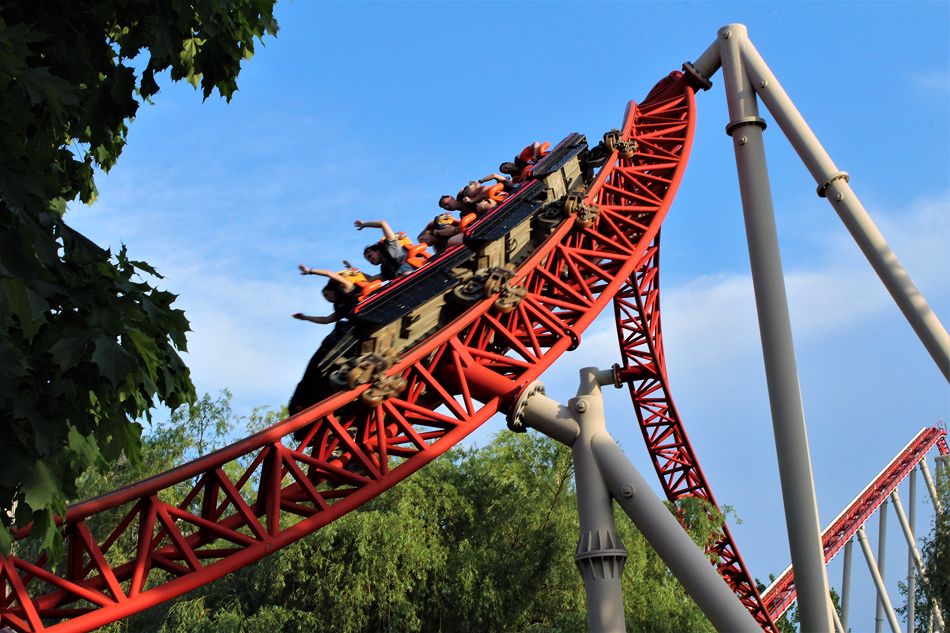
[298, 264, 311, 275]
[354, 220, 365, 230]
[292, 312, 305, 320]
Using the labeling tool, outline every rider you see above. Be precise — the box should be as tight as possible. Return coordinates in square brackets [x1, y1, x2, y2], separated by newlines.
[418, 212, 464, 253]
[288, 266, 360, 416]
[355, 219, 414, 280]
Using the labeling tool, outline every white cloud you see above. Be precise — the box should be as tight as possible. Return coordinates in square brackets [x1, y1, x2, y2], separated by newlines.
[908, 70, 950, 94]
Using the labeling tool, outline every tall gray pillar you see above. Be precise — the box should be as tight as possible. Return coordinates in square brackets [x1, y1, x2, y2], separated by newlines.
[718, 23, 833, 632]
[570, 372, 628, 633]
[877, 499, 889, 633]
[841, 538, 854, 632]
[858, 526, 902, 633]
[908, 471, 918, 633]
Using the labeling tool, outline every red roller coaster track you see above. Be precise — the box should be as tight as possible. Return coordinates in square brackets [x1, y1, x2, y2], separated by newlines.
[761, 426, 949, 620]
[3, 71, 780, 632]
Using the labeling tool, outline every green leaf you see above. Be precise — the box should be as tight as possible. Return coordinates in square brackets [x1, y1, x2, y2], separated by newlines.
[0, 523, 11, 555]
[67, 425, 105, 471]
[50, 330, 92, 372]
[0, 278, 47, 340]
[22, 461, 62, 512]
[91, 335, 138, 386]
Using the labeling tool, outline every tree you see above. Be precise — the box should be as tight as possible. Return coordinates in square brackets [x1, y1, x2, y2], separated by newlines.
[0, 1, 278, 554]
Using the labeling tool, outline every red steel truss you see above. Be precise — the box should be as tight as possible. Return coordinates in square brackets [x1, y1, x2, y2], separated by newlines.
[2, 72, 759, 633]
[5, 62, 874, 631]
[760, 426, 949, 620]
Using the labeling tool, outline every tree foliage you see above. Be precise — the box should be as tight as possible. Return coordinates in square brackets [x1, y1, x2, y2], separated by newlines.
[74, 394, 725, 632]
[0, 1, 278, 553]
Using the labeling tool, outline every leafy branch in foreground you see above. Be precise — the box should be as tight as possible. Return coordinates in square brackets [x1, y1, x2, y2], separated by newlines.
[0, 1, 278, 554]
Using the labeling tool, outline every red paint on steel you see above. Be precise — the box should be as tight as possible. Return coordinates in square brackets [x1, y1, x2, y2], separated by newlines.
[761, 426, 948, 620]
[0, 74, 718, 632]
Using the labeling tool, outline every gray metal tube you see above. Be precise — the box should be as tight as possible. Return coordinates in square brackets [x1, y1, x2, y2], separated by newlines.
[689, 37, 723, 84]
[591, 435, 761, 632]
[833, 604, 845, 633]
[520, 369, 761, 632]
[891, 491, 926, 577]
[841, 538, 854, 632]
[921, 461, 943, 513]
[738, 33, 950, 381]
[858, 526, 902, 633]
[520, 376, 626, 633]
[570, 371, 627, 633]
[908, 471, 917, 633]
[877, 499, 890, 633]
[719, 23, 833, 633]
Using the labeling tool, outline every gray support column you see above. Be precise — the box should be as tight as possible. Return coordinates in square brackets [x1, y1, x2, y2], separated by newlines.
[570, 371, 627, 633]
[516, 377, 626, 633]
[858, 526, 902, 633]
[908, 470, 918, 633]
[921, 461, 943, 513]
[718, 23, 833, 633]
[892, 490, 945, 629]
[736, 32, 950, 381]
[591, 436, 762, 632]
[877, 499, 890, 633]
[833, 604, 845, 633]
[514, 371, 761, 633]
[841, 538, 854, 632]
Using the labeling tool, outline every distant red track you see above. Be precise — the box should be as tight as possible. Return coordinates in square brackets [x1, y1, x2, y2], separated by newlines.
[761, 426, 949, 620]
[1, 72, 785, 632]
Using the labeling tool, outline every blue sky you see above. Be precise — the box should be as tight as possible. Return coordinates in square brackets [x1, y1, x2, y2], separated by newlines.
[69, 1, 948, 628]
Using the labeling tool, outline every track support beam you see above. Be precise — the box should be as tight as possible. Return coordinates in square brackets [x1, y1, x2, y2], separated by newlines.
[841, 538, 853, 633]
[511, 368, 761, 633]
[858, 525, 902, 633]
[690, 24, 950, 381]
[718, 22, 833, 633]
[876, 498, 889, 633]
[907, 470, 917, 633]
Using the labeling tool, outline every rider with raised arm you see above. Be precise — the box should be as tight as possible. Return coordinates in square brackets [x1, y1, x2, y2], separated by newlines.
[288, 265, 360, 415]
[355, 219, 414, 280]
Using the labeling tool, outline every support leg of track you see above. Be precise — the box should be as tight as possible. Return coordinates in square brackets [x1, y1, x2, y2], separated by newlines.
[737, 28, 950, 381]
[877, 499, 889, 633]
[921, 461, 943, 513]
[513, 370, 762, 633]
[719, 22, 833, 633]
[832, 604, 845, 633]
[857, 525, 902, 633]
[841, 538, 853, 633]
[908, 470, 917, 633]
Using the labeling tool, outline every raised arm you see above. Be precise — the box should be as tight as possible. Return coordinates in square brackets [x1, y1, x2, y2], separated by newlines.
[354, 219, 396, 241]
[291, 312, 336, 325]
[298, 265, 355, 293]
